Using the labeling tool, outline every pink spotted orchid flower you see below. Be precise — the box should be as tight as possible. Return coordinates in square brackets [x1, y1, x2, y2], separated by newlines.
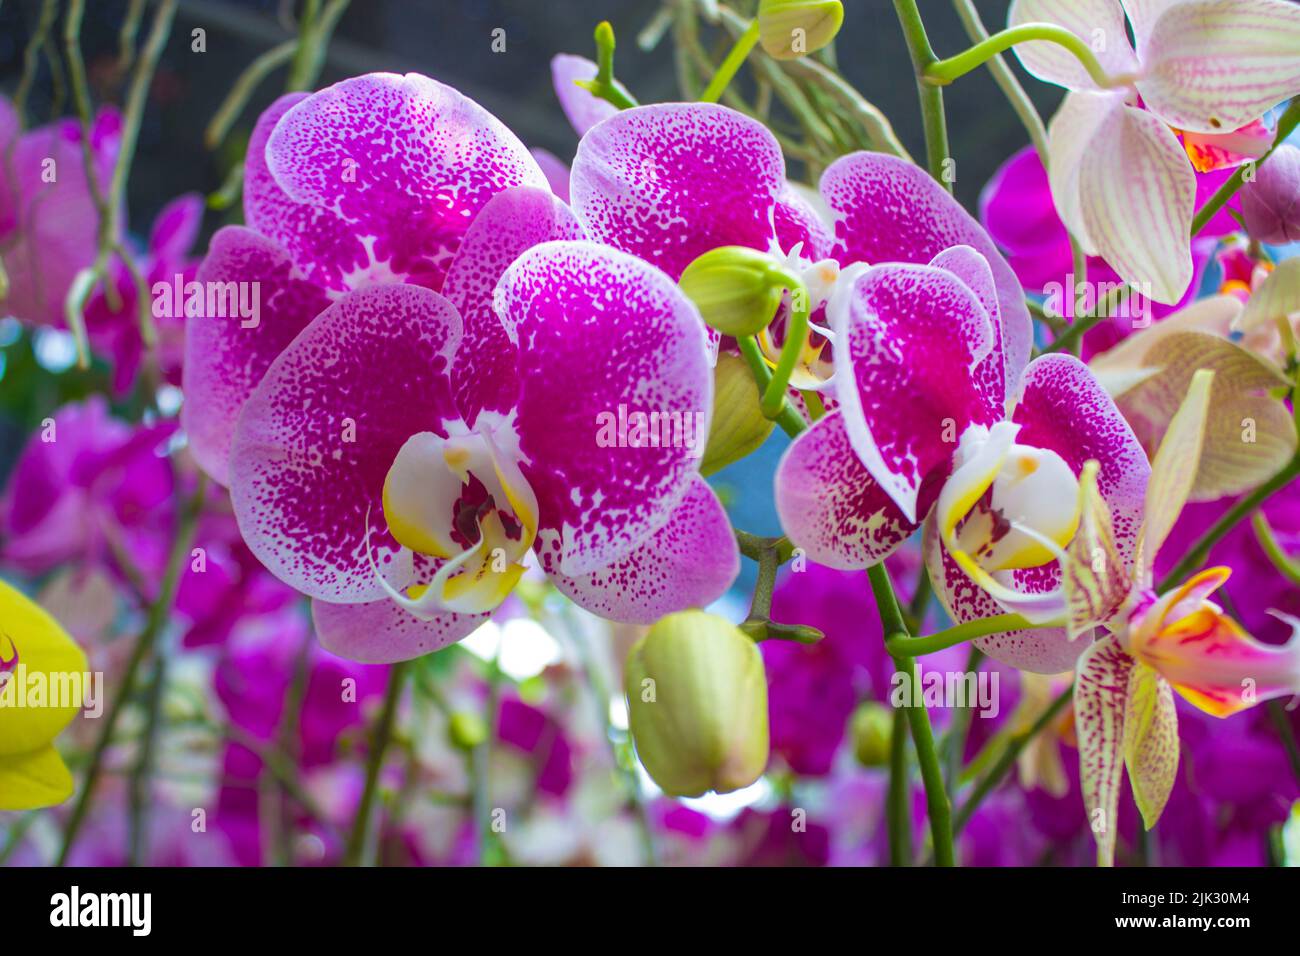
[1067, 371, 1300, 865]
[1008, 0, 1300, 303]
[567, 100, 1033, 407]
[184, 74, 736, 663]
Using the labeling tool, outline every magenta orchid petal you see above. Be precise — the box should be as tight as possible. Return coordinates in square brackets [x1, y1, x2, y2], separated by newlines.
[494, 241, 712, 577]
[311, 596, 486, 664]
[530, 147, 572, 202]
[229, 284, 462, 603]
[928, 245, 1008, 411]
[1012, 354, 1150, 564]
[264, 73, 546, 292]
[775, 412, 918, 569]
[550, 54, 619, 137]
[774, 183, 834, 261]
[549, 478, 739, 623]
[442, 186, 586, 426]
[819, 151, 1033, 391]
[923, 519, 1084, 673]
[148, 193, 204, 263]
[570, 103, 785, 281]
[243, 92, 370, 295]
[181, 226, 332, 485]
[831, 262, 1003, 524]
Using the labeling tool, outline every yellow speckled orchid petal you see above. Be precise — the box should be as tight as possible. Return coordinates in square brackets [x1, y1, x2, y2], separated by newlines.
[1123, 662, 1179, 830]
[1137, 0, 1300, 134]
[1236, 256, 1300, 334]
[1135, 368, 1212, 581]
[1075, 633, 1134, 867]
[1062, 460, 1133, 637]
[1106, 331, 1294, 500]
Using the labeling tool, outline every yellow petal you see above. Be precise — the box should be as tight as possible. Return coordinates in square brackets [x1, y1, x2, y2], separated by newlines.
[0, 743, 75, 811]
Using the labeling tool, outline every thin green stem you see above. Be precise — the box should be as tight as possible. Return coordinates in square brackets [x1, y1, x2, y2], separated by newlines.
[761, 273, 811, 418]
[1192, 99, 1300, 238]
[925, 23, 1129, 89]
[128, 635, 171, 866]
[943, 646, 983, 792]
[700, 18, 759, 103]
[1267, 700, 1300, 787]
[1253, 511, 1300, 586]
[57, 472, 206, 866]
[868, 562, 954, 866]
[886, 613, 1046, 658]
[14, 0, 58, 125]
[736, 335, 808, 437]
[205, 40, 297, 148]
[886, 706, 913, 865]
[343, 661, 408, 866]
[1157, 452, 1300, 593]
[578, 21, 639, 110]
[893, 0, 951, 192]
[953, 684, 1072, 835]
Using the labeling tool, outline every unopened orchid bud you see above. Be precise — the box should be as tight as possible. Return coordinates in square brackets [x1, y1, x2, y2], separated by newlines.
[448, 711, 488, 751]
[624, 610, 769, 797]
[757, 0, 844, 61]
[679, 245, 785, 337]
[1240, 144, 1300, 245]
[851, 701, 893, 768]
[701, 352, 776, 476]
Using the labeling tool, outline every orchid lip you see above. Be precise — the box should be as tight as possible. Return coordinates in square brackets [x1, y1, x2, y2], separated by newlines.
[370, 422, 539, 618]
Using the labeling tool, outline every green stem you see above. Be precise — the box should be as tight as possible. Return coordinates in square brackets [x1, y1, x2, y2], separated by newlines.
[128, 636, 171, 866]
[886, 706, 913, 865]
[701, 18, 760, 103]
[1191, 99, 1300, 238]
[886, 613, 1045, 657]
[1047, 285, 1133, 354]
[953, 684, 1072, 834]
[893, 0, 951, 192]
[943, 646, 983, 791]
[925, 23, 1128, 89]
[343, 661, 408, 866]
[761, 273, 811, 418]
[736, 335, 808, 437]
[205, 40, 297, 148]
[1157, 452, 1300, 593]
[1267, 700, 1300, 787]
[57, 472, 206, 866]
[1253, 512, 1300, 586]
[578, 21, 639, 110]
[868, 562, 954, 866]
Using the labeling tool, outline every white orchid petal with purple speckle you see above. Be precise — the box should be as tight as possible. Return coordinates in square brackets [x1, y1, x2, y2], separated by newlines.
[230, 284, 463, 603]
[265, 72, 546, 292]
[775, 412, 918, 569]
[549, 478, 739, 623]
[442, 185, 586, 426]
[495, 241, 713, 577]
[819, 152, 1033, 392]
[182, 226, 332, 486]
[570, 103, 786, 281]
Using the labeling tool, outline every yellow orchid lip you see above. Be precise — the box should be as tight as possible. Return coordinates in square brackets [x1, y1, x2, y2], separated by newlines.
[757, 323, 833, 391]
[373, 426, 539, 617]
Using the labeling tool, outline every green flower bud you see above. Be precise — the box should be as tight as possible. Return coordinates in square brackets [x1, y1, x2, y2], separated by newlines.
[852, 701, 893, 768]
[448, 710, 489, 751]
[757, 0, 844, 60]
[701, 352, 776, 476]
[625, 611, 769, 797]
[679, 245, 785, 337]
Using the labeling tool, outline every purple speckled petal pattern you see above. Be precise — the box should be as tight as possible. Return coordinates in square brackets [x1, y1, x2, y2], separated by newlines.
[928, 245, 1008, 413]
[550, 54, 619, 137]
[230, 284, 463, 603]
[1012, 354, 1149, 564]
[243, 93, 369, 294]
[182, 226, 332, 486]
[1074, 632, 1133, 866]
[549, 478, 739, 622]
[831, 262, 1003, 524]
[265, 73, 546, 292]
[570, 103, 785, 281]
[494, 241, 712, 577]
[442, 186, 586, 426]
[312, 596, 487, 664]
[820, 152, 1032, 393]
[775, 412, 918, 569]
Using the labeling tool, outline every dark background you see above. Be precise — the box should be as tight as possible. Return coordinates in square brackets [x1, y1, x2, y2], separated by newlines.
[0, 0, 1064, 228]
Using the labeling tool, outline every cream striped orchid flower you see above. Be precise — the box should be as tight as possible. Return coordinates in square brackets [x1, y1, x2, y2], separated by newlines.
[1008, 0, 1300, 303]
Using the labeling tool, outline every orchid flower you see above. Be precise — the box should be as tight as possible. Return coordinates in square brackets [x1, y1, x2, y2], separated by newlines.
[1066, 370, 1300, 865]
[1007, 0, 1300, 302]
[0, 579, 88, 810]
[567, 101, 1032, 403]
[183, 74, 736, 663]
